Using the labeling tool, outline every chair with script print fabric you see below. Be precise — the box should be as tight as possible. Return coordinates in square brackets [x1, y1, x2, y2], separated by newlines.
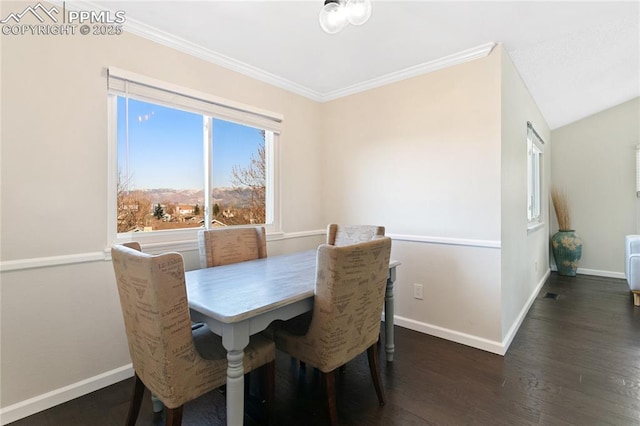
[111, 244, 275, 426]
[198, 226, 267, 268]
[274, 237, 392, 426]
[121, 241, 142, 252]
[326, 223, 385, 246]
[119, 241, 164, 414]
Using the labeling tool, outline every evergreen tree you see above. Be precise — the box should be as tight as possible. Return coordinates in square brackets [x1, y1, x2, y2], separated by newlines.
[153, 203, 164, 220]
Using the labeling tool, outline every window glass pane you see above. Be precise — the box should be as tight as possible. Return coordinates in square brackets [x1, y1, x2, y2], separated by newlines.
[211, 119, 266, 225]
[527, 124, 543, 225]
[533, 147, 541, 218]
[117, 97, 204, 233]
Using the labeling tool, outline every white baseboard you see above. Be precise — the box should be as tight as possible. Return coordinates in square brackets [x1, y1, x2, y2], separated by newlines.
[388, 268, 551, 357]
[500, 269, 551, 354]
[551, 265, 626, 280]
[0, 365, 133, 425]
[392, 316, 505, 355]
[577, 268, 626, 280]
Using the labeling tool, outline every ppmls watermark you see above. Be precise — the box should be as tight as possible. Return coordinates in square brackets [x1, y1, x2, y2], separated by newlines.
[0, 2, 125, 36]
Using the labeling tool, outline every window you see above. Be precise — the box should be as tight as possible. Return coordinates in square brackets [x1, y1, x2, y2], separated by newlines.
[527, 122, 544, 226]
[108, 68, 281, 243]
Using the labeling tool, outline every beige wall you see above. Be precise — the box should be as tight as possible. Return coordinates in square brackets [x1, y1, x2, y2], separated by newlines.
[321, 51, 502, 240]
[321, 48, 505, 344]
[499, 46, 551, 340]
[0, 14, 325, 413]
[551, 97, 640, 276]
[0, 3, 572, 420]
[1, 31, 324, 262]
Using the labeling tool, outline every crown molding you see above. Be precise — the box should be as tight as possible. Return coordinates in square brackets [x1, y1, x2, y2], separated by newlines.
[122, 16, 327, 102]
[55, 1, 496, 103]
[319, 42, 497, 101]
[55, 0, 326, 101]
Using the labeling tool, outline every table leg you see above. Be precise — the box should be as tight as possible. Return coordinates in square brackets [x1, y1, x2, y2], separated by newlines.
[222, 323, 250, 426]
[385, 266, 396, 362]
[226, 350, 245, 425]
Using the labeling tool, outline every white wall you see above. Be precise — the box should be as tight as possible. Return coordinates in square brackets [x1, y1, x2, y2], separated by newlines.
[321, 48, 505, 346]
[499, 46, 551, 342]
[551, 97, 640, 276]
[0, 13, 325, 419]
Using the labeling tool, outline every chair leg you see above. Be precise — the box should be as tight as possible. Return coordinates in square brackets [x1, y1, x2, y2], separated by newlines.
[165, 405, 183, 426]
[126, 373, 145, 426]
[322, 370, 338, 426]
[367, 343, 386, 406]
[151, 394, 164, 413]
[264, 361, 276, 424]
[633, 291, 640, 307]
[245, 373, 251, 400]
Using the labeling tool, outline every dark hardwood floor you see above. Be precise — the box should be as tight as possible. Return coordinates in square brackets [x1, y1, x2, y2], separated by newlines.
[9, 273, 640, 425]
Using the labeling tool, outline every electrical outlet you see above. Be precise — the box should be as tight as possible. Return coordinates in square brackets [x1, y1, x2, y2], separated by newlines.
[413, 283, 424, 300]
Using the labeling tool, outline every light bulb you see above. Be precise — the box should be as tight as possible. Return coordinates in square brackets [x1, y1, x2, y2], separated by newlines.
[346, 0, 371, 26]
[319, 0, 347, 34]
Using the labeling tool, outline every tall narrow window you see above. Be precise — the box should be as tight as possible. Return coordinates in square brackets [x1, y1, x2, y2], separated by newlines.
[108, 68, 281, 241]
[527, 122, 544, 225]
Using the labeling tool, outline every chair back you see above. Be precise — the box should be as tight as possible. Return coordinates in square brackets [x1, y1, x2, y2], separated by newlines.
[198, 226, 267, 268]
[121, 241, 141, 251]
[326, 224, 385, 246]
[307, 237, 392, 371]
[111, 244, 219, 406]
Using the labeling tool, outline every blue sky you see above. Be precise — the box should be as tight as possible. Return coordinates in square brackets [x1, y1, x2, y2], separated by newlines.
[117, 97, 263, 189]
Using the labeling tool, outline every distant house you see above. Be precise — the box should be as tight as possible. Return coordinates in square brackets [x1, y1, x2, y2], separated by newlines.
[177, 204, 195, 215]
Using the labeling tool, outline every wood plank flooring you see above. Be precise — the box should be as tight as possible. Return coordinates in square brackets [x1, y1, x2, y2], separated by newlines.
[8, 272, 640, 425]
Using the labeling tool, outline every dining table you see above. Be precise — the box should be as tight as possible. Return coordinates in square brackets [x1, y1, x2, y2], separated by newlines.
[185, 248, 400, 425]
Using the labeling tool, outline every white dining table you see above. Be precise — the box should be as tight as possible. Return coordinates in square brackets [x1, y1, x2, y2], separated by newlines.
[185, 249, 400, 426]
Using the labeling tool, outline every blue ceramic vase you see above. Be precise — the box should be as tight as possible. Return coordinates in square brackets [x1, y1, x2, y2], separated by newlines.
[551, 230, 582, 276]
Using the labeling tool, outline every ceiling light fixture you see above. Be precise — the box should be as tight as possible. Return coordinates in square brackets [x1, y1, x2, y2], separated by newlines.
[319, 0, 372, 34]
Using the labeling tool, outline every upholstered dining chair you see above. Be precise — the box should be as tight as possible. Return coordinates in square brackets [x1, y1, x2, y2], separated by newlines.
[197, 226, 267, 268]
[111, 244, 276, 425]
[121, 241, 142, 251]
[274, 237, 392, 426]
[118, 241, 165, 414]
[326, 223, 385, 246]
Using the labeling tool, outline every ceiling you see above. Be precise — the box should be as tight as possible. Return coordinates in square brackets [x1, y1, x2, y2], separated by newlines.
[87, 1, 639, 130]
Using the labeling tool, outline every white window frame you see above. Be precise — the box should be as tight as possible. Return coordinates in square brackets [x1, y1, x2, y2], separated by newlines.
[527, 122, 544, 229]
[106, 67, 282, 250]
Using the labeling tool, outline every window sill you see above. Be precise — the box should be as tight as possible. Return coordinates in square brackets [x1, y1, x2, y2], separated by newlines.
[105, 225, 287, 260]
[527, 222, 545, 234]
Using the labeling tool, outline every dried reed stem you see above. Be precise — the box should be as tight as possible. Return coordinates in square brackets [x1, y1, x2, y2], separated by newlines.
[551, 188, 571, 231]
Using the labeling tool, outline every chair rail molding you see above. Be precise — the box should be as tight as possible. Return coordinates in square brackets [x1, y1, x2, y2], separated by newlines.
[0, 230, 327, 272]
[387, 233, 501, 249]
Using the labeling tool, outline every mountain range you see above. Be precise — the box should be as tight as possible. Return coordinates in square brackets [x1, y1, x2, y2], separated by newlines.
[134, 187, 257, 207]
